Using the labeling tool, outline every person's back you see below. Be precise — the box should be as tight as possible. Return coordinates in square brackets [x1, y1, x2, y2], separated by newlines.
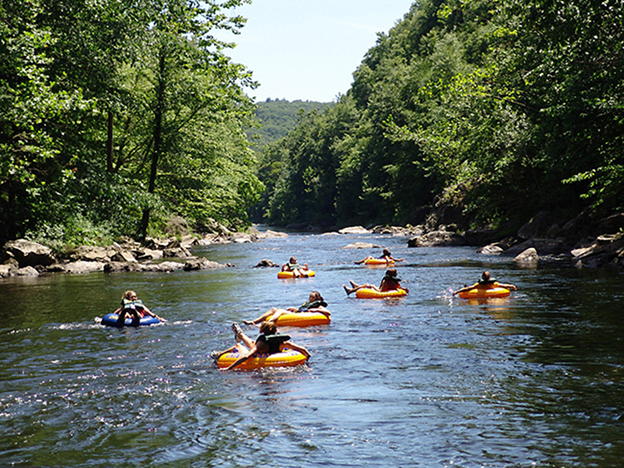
[380, 269, 404, 291]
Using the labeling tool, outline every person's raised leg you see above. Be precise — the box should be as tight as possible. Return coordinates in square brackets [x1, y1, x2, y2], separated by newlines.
[233, 323, 255, 349]
[116, 310, 127, 326]
[130, 310, 141, 327]
[243, 308, 276, 325]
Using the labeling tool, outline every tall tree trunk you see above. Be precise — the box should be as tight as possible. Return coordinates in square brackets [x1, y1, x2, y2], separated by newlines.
[106, 111, 114, 172]
[138, 52, 166, 241]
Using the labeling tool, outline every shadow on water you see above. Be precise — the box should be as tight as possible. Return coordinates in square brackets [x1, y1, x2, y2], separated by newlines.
[1, 232, 624, 466]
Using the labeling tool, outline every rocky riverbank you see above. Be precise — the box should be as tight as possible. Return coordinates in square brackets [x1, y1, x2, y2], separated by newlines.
[4, 210, 624, 278]
[0, 226, 289, 279]
[406, 210, 624, 270]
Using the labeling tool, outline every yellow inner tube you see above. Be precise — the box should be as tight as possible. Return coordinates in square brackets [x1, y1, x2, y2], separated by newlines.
[277, 270, 316, 279]
[457, 287, 510, 299]
[273, 312, 330, 327]
[363, 258, 394, 265]
[216, 349, 308, 370]
[355, 288, 407, 299]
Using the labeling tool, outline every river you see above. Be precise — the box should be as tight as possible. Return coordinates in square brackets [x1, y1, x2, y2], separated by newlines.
[1, 229, 623, 467]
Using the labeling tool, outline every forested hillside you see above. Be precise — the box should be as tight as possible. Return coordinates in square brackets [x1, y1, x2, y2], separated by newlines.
[249, 99, 332, 148]
[256, 0, 624, 233]
[0, 0, 262, 247]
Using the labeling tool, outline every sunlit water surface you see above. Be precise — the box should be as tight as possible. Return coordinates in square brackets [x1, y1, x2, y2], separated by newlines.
[1, 229, 624, 467]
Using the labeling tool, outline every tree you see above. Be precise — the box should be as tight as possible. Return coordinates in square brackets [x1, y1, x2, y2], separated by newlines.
[0, 0, 92, 244]
[0, 0, 262, 246]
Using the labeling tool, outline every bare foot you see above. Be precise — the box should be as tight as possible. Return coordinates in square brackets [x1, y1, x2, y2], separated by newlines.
[232, 323, 243, 342]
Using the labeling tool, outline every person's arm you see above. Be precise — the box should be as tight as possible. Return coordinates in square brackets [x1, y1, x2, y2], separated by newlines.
[452, 282, 478, 295]
[225, 339, 270, 371]
[495, 282, 517, 291]
[282, 341, 311, 359]
[308, 305, 331, 317]
[225, 345, 257, 370]
[142, 306, 166, 322]
[389, 255, 405, 262]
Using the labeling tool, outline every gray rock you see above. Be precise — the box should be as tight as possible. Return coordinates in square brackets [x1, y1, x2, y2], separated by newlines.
[255, 259, 280, 268]
[16, 266, 40, 276]
[183, 258, 229, 271]
[339, 226, 371, 235]
[514, 247, 539, 263]
[104, 261, 185, 273]
[343, 242, 383, 250]
[45, 263, 67, 273]
[135, 248, 163, 261]
[370, 226, 419, 236]
[503, 238, 567, 256]
[478, 244, 504, 256]
[64, 261, 106, 274]
[67, 245, 113, 262]
[232, 233, 254, 244]
[145, 261, 185, 272]
[110, 250, 137, 263]
[163, 246, 192, 258]
[261, 230, 289, 239]
[408, 231, 465, 247]
[104, 261, 143, 273]
[2, 239, 56, 267]
[144, 237, 171, 250]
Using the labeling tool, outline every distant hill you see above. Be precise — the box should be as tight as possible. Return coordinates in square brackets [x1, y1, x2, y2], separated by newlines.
[248, 98, 332, 148]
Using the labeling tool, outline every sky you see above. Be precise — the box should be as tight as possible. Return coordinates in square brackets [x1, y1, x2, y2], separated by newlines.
[218, 0, 415, 103]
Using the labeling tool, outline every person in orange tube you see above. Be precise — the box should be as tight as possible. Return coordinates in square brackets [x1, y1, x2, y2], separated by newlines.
[243, 291, 330, 325]
[452, 270, 517, 296]
[211, 322, 311, 371]
[343, 268, 408, 295]
[282, 256, 310, 277]
[354, 248, 404, 265]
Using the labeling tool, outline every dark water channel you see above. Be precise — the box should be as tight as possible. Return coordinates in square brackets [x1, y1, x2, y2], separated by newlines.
[1, 229, 624, 467]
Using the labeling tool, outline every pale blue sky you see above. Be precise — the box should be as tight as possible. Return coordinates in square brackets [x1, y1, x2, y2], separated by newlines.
[219, 0, 415, 103]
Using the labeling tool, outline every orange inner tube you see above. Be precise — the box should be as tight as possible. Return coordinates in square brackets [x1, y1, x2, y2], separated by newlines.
[355, 288, 407, 299]
[273, 312, 330, 327]
[277, 270, 316, 279]
[216, 349, 309, 370]
[363, 258, 394, 265]
[457, 287, 510, 299]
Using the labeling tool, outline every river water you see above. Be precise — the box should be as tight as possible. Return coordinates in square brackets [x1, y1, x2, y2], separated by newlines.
[1, 229, 624, 467]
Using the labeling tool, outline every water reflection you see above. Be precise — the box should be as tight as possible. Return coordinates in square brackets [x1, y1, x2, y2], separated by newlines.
[1, 234, 624, 466]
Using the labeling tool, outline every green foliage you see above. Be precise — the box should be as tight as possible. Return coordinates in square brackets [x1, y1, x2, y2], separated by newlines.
[260, 0, 624, 230]
[250, 99, 332, 148]
[0, 0, 262, 245]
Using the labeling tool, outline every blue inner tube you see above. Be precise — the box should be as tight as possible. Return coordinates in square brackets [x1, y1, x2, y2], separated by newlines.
[101, 313, 160, 327]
